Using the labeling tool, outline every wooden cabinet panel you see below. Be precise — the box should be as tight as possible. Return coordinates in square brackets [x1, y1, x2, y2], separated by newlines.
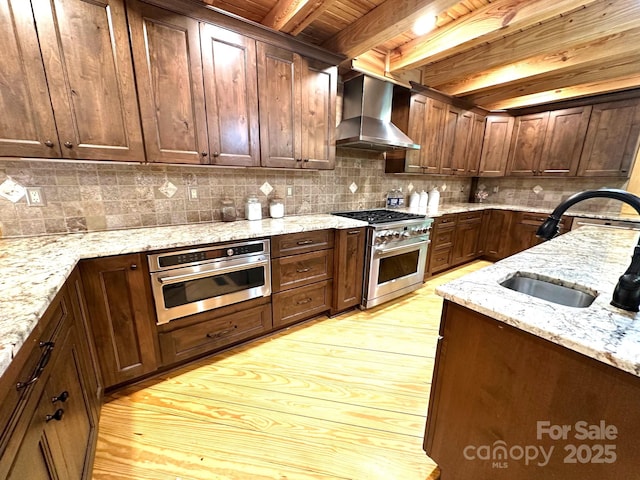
[201, 23, 261, 167]
[428, 215, 457, 275]
[466, 113, 486, 175]
[451, 212, 482, 265]
[301, 57, 337, 169]
[271, 229, 334, 257]
[32, 0, 144, 161]
[506, 112, 549, 176]
[272, 249, 334, 292]
[258, 43, 301, 168]
[332, 227, 366, 314]
[429, 246, 453, 275]
[403, 94, 428, 174]
[158, 302, 272, 365]
[128, 0, 208, 164]
[80, 254, 159, 388]
[509, 211, 572, 255]
[480, 209, 514, 261]
[272, 280, 332, 328]
[441, 107, 473, 176]
[578, 99, 640, 177]
[0, 0, 60, 158]
[423, 98, 447, 174]
[478, 115, 514, 176]
[539, 106, 591, 176]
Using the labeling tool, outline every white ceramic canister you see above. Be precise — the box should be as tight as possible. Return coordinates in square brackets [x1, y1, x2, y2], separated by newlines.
[418, 190, 429, 213]
[245, 195, 262, 220]
[428, 187, 440, 211]
[409, 191, 420, 212]
[269, 197, 284, 218]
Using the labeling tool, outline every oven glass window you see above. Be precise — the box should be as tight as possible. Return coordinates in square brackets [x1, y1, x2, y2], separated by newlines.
[162, 266, 265, 308]
[377, 250, 420, 285]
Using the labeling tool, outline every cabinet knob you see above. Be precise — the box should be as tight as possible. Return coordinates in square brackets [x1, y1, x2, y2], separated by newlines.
[52, 391, 69, 404]
[46, 408, 64, 422]
[303, 158, 309, 163]
[201, 151, 208, 157]
[44, 140, 54, 148]
[130, 264, 137, 270]
[213, 152, 220, 157]
[64, 141, 73, 148]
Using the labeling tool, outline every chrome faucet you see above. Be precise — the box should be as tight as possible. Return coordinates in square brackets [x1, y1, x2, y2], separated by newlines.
[537, 188, 640, 312]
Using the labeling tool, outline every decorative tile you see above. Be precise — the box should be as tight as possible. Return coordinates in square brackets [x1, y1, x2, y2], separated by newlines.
[158, 180, 178, 198]
[260, 181, 273, 196]
[0, 177, 26, 203]
[349, 182, 358, 193]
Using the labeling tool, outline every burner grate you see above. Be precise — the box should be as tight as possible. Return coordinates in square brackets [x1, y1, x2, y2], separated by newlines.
[333, 209, 426, 224]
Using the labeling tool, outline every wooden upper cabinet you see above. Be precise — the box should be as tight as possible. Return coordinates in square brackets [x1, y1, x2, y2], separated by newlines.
[478, 115, 514, 176]
[0, 0, 60, 158]
[258, 44, 301, 168]
[128, 0, 208, 165]
[301, 57, 337, 169]
[403, 94, 428, 174]
[442, 107, 474, 176]
[258, 43, 336, 169]
[539, 106, 591, 176]
[423, 98, 447, 173]
[31, 0, 144, 161]
[506, 112, 549, 176]
[200, 23, 260, 167]
[578, 99, 640, 177]
[466, 113, 486, 175]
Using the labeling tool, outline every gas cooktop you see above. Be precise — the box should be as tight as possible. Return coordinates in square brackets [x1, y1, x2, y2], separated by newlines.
[332, 209, 427, 225]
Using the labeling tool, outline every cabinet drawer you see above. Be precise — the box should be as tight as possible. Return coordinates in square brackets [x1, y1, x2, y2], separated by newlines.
[158, 303, 272, 365]
[271, 230, 334, 257]
[272, 281, 333, 328]
[432, 228, 456, 249]
[434, 215, 457, 229]
[272, 249, 333, 292]
[519, 212, 569, 229]
[457, 212, 483, 224]
[430, 246, 452, 274]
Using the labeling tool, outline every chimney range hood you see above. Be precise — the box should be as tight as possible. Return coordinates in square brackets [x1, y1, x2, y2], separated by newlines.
[336, 74, 420, 152]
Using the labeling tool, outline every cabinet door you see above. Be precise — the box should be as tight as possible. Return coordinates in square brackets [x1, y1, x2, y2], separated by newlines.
[200, 23, 260, 167]
[80, 254, 159, 388]
[506, 112, 549, 176]
[332, 227, 365, 313]
[423, 98, 447, 174]
[481, 210, 514, 261]
[465, 113, 486, 175]
[478, 115, 514, 176]
[128, 0, 209, 164]
[403, 94, 428, 174]
[439, 105, 462, 175]
[258, 43, 302, 168]
[32, 0, 144, 161]
[578, 99, 640, 177]
[301, 57, 337, 169]
[451, 213, 482, 265]
[539, 106, 591, 176]
[0, 0, 60, 158]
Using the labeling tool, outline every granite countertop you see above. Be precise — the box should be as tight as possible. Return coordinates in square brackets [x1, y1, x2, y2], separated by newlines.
[0, 214, 366, 378]
[436, 225, 640, 377]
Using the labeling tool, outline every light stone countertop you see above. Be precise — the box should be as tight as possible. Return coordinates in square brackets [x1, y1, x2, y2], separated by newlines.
[436, 225, 640, 378]
[0, 215, 367, 378]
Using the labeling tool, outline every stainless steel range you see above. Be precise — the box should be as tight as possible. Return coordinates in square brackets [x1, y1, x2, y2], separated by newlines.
[333, 209, 433, 308]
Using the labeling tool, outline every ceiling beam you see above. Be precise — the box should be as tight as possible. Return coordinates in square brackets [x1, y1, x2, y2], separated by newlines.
[262, 0, 308, 30]
[438, 27, 640, 97]
[484, 75, 640, 111]
[465, 52, 640, 108]
[321, 0, 460, 59]
[420, 0, 640, 88]
[389, 0, 596, 72]
[284, 0, 337, 35]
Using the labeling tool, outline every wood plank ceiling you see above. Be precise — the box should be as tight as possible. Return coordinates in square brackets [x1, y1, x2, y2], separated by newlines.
[199, 0, 640, 112]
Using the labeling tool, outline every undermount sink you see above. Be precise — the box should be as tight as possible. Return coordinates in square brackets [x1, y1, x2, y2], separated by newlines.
[500, 272, 597, 308]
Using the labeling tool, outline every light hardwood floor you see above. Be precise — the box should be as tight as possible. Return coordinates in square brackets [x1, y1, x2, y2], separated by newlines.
[92, 261, 491, 480]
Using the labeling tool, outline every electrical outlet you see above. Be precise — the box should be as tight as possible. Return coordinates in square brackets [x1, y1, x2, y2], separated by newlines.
[286, 186, 293, 197]
[188, 186, 199, 201]
[26, 187, 46, 206]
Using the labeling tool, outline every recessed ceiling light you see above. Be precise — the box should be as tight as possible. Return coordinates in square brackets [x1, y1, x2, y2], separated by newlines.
[413, 15, 437, 36]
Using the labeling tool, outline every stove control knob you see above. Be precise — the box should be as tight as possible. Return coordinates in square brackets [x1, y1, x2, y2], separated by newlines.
[402, 231, 410, 237]
[393, 231, 401, 238]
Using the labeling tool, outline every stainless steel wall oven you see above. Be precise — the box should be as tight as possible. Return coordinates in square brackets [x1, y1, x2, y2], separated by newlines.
[148, 239, 271, 325]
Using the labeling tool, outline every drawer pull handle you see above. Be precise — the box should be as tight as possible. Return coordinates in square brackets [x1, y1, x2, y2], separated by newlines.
[52, 391, 69, 404]
[46, 408, 64, 423]
[296, 297, 312, 305]
[347, 230, 360, 235]
[297, 239, 314, 245]
[296, 267, 311, 273]
[207, 328, 233, 339]
[16, 341, 55, 391]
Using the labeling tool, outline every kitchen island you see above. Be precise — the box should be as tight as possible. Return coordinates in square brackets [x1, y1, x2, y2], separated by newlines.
[425, 226, 640, 479]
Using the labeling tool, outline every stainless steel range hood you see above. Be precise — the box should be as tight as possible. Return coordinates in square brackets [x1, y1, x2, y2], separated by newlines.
[336, 75, 420, 152]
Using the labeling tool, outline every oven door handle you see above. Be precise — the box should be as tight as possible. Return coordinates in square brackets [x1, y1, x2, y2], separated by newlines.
[374, 240, 428, 256]
[157, 257, 269, 285]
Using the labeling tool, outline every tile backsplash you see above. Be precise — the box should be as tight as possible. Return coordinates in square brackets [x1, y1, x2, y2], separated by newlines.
[0, 151, 469, 238]
[0, 152, 631, 238]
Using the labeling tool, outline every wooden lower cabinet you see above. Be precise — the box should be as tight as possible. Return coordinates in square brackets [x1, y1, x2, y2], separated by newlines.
[425, 301, 640, 479]
[509, 211, 572, 256]
[80, 254, 160, 389]
[427, 214, 457, 275]
[450, 212, 483, 265]
[331, 227, 366, 314]
[272, 281, 333, 328]
[157, 298, 272, 365]
[481, 209, 515, 261]
[0, 282, 98, 480]
[428, 212, 483, 275]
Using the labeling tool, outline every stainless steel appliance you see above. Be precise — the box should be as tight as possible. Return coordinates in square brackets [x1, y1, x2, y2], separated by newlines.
[148, 239, 271, 325]
[333, 209, 432, 308]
